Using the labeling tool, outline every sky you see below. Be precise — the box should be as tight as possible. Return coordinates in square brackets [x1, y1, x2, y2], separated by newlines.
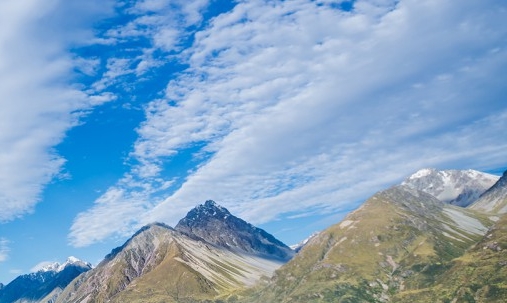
[0, 0, 506, 284]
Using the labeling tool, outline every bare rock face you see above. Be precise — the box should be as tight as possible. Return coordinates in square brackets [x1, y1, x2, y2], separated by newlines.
[175, 200, 294, 261]
[401, 168, 499, 207]
[469, 170, 507, 214]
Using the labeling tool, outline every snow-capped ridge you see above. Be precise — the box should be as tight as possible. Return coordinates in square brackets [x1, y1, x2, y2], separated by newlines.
[290, 232, 320, 252]
[58, 256, 92, 272]
[36, 256, 91, 274]
[66, 256, 81, 264]
[2, 257, 92, 303]
[39, 262, 60, 273]
[407, 168, 436, 180]
[402, 168, 499, 207]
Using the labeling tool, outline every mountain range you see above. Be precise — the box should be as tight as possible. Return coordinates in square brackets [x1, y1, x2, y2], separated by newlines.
[1, 168, 506, 303]
[401, 168, 499, 207]
[0, 257, 91, 303]
[245, 168, 507, 303]
[54, 200, 293, 303]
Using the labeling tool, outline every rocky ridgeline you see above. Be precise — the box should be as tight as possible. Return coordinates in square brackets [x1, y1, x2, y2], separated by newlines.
[175, 200, 294, 261]
[4, 168, 507, 303]
[55, 201, 293, 303]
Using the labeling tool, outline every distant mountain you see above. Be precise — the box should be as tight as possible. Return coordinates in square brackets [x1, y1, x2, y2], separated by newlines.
[469, 170, 507, 214]
[401, 168, 499, 207]
[0, 257, 91, 303]
[289, 232, 320, 253]
[56, 202, 292, 303]
[247, 184, 494, 302]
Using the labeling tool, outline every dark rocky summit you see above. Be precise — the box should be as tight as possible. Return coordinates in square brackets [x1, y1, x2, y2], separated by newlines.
[175, 200, 294, 261]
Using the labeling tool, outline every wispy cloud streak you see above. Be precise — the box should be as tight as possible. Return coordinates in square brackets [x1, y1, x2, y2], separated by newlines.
[0, 1, 116, 222]
[70, 0, 507, 246]
[69, 0, 212, 247]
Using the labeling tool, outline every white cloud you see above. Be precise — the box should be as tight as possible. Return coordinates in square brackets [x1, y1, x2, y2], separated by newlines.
[69, 170, 175, 247]
[70, 0, 507, 245]
[69, 187, 149, 247]
[154, 28, 180, 51]
[0, 0, 116, 222]
[87, 0, 211, 94]
[0, 238, 9, 262]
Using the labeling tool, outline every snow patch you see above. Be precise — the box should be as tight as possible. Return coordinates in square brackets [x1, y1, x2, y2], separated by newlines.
[66, 256, 81, 263]
[35, 262, 60, 273]
[408, 168, 434, 180]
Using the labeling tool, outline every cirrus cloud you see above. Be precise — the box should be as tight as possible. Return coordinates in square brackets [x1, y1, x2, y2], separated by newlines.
[70, 0, 507, 246]
[0, 0, 115, 222]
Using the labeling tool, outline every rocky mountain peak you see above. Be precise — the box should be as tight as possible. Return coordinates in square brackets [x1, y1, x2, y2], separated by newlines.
[32, 256, 91, 275]
[56, 204, 292, 302]
[186, 200, 231, 222]
[175, 200, 235, 232]
[175, 201, 294, 261]
[58, 257, 91, 272]
[406, 168, 438, 180]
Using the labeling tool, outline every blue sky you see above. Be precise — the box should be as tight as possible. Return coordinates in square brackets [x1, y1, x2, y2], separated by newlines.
[1, 0, 507, 284]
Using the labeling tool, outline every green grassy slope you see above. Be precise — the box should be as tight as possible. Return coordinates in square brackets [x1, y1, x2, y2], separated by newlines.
[242, 186, 492, 303]
[395, 213, 507, 303]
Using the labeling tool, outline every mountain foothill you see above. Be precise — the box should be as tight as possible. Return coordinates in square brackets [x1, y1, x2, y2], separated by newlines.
[1, 168, 506, 303]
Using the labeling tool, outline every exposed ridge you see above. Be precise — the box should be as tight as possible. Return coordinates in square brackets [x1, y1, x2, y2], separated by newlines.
[175, 200, 294, 261]
[55, 201, 292, 302]
[469, 169, 507, 214]
[103, 222, 174, 262]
